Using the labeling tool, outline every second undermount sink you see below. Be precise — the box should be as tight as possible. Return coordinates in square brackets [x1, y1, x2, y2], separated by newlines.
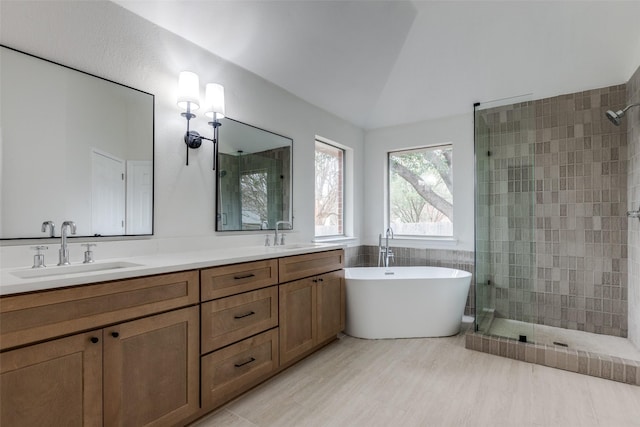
[267, 243, 326, 250]
[11, 261, 142, 279]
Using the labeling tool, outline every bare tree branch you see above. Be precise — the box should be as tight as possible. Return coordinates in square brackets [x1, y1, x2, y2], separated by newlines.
[390, 159, 453, 221]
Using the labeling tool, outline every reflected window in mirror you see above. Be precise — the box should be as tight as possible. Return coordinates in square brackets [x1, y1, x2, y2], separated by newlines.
[0, 45, 154, 239]
[216, 118, 292, 231]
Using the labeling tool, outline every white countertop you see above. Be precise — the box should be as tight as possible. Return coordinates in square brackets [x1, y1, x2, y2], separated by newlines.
[0, 243, 344, 296]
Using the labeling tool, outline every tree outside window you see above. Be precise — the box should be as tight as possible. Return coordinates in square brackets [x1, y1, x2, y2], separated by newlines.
[388, 145, 453, 236]
[315, 141, 344, 236]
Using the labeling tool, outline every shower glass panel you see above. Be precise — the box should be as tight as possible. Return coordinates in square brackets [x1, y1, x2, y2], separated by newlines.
[474, 96, 537, 342]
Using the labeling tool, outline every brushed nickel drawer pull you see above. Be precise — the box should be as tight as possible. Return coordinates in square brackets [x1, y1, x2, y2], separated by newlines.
[234, 311, 256, 319]
[234, 357, 256, 368]
[234, 273, 256, 280]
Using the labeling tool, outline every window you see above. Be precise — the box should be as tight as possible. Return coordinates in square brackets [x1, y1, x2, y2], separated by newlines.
[315, 140, 344, 237]
[240, 170, 267, 228]
[388, 144, 453, 237]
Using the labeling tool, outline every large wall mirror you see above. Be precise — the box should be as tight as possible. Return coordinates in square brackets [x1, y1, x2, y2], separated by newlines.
[216, 118, 292, 231]
[0, 46, 154, 239]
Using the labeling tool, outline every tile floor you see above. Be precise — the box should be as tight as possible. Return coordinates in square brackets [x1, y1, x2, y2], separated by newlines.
[191, 323, 640, 427]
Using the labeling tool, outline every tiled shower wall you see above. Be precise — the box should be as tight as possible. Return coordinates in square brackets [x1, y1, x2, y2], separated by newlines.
[628, 65, 640, 348]
[481, 85, 629, 337]
[533, 86, 628, 336]
[344, 246, 475, 315]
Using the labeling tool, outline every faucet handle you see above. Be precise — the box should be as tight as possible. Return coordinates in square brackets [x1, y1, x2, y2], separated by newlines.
[82, 244, 96, 264]
[280, 234, 286, 246]
[264, 234, 271, 247]
[30, 246, 48, 268]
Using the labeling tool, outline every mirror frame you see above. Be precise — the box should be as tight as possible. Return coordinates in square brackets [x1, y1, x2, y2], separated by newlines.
[0, 44, 155, 241]
[215, 117, 293, 232]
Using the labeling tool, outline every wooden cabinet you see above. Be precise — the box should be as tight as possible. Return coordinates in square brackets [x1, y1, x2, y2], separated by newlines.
[0, 307, 199, 427]
[316, 270, 346, 344]
[0, 271, 200, 427]
[279, 278, 316, 364]
[0, 248, 344, 425]
[0, 331, 102, 427]
[200, 271, 280, 412]
[279, 269, 345, 366]
[103, 306, 199, 426]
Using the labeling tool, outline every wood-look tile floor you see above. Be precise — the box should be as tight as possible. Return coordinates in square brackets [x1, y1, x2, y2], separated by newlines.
[191, 327, 640, 427]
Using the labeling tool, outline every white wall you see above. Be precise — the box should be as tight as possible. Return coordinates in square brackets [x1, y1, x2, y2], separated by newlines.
[363, 113, 475, 251]
[0, 0, 364, 265]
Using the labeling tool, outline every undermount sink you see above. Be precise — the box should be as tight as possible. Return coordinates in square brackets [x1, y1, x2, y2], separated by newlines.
[11, 261, 142, 279]
[267, 243, 326, 250]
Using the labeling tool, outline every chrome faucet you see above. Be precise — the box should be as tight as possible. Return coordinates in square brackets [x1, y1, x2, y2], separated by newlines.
[58, 221, 77, 265]
[378, 227, 395, 267]
[41, 220, 55, 237]
[274, 221, 292, 246]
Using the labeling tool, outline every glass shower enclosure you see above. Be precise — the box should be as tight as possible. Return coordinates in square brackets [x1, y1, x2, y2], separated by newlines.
[474, 97, 537, 342]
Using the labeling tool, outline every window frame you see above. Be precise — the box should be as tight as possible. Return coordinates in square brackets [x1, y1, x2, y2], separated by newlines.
[386, 143, 454, 238]
[314, 139, 346, 238]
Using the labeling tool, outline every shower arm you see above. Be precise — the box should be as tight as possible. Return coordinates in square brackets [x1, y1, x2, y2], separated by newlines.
[621, 103, 640, 114]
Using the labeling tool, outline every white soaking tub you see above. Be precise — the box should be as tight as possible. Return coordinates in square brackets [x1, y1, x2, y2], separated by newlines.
[344, 267, 472, 339]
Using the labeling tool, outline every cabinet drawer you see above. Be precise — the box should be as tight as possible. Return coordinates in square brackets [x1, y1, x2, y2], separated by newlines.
[278, 249, 344, 283]
[201, 286, 278, 354]
[201, 259, 278, 301]
[0, 271, 199, 351]
[201, 328, 278, 410]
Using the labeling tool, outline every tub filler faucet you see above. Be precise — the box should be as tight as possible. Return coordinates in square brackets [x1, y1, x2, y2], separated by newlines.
[58, 221, 77, 265]
[378, 227, 394, 267]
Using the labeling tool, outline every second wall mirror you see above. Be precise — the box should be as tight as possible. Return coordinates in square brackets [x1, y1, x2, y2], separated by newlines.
[216, 118, 292, 231]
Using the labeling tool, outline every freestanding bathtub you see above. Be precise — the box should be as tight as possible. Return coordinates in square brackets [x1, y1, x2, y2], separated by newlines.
[344, 266, 472, 339]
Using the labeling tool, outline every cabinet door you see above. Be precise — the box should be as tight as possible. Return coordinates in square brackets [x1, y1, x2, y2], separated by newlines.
[316, 270, 345, 343]
[279, 278, 316, 365]
[0, 331, 102, 427]
[104, 306, 199, 427]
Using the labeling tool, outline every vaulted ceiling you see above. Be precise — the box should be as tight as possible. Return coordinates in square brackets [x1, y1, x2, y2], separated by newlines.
[114, 0, 640, 130]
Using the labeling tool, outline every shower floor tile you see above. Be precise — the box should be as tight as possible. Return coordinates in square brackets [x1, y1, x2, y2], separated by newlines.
[489, 318, 640, 362]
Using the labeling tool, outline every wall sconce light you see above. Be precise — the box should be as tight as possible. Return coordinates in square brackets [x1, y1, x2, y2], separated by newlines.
[177, 71, 225, 169]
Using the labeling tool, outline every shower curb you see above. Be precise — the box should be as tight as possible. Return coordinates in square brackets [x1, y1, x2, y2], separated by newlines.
[465, 332, 640, 386]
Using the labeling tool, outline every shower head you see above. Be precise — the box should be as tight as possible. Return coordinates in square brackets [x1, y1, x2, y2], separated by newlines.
[605, 109, 623, 126]
[605, 103, 640, 126]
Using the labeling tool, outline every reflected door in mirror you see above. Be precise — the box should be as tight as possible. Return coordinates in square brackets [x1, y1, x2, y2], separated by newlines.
[0, 45, 154, 239]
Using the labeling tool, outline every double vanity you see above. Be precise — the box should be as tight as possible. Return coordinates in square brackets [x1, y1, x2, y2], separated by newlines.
[0, 244, 345, 426]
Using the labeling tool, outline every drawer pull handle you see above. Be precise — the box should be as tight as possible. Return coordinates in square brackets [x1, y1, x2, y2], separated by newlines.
[234, 311, 256, 319]
[90, 337, 99, 344]
[234, 273, 256, 280]
[234, 357, 256, 368]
